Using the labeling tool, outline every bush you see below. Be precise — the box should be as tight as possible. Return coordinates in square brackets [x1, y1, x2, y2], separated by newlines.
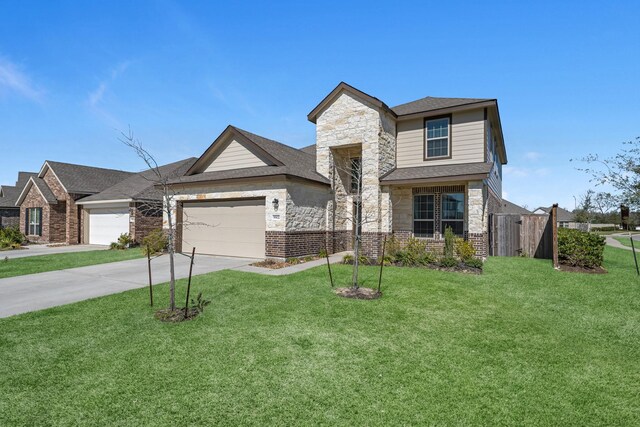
[440, 256, 459, 268]
[286, 257, 301, 265]
[455, 238, 476, 261]
[444, 226, 455, 258]
[110, 233, 133, 250]
[318, 249, 328, 258]
[142, 229, 168, 256]
[342, 254, 370, 265]
[0, 227, 25, 249]
[557, 228, 605, 268]
[464, 258, 484, 269]
[591, 226, 618, 232]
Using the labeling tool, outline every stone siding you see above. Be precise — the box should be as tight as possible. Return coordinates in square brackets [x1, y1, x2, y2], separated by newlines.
[285, 182, 330, 231]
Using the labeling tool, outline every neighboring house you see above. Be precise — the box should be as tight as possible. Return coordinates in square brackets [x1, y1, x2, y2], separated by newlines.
[15, 161, 134, 244]
[0, 172, 36, 229]
[500, 199, 531, 214]
[76, 158, 196, 245]
[533, 206, 574, 228]
[166, 82, 507, 259]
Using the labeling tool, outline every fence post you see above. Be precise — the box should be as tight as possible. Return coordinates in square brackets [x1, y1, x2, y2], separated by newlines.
[551, 204, 559, 269]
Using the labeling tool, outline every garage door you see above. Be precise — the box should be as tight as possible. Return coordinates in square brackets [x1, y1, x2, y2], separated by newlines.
[89, 208, 130, 245]
[181, 199, 265, 258]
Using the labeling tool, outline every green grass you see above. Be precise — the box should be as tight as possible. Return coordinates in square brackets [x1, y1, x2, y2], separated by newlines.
[0, 248, 639, 425]
[0, 249, 144, 279]
[613, 236, 640, 249]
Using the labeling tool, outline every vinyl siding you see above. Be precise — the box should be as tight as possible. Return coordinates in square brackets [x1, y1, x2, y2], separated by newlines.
[205, 138, 269, 172]
[396, 109, 485, 167]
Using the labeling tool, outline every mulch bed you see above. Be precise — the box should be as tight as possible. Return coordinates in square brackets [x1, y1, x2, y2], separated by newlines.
[154, 308, 201, 322]
[252, 256, 321, 270]
[335, 287, 382, 300]
[558, 264, 607, 274]
[343, 260, 482, 275]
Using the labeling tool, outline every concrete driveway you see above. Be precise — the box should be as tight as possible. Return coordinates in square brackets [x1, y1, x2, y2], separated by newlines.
[0, 254, 255, 318]
[1, 244, 109, 260]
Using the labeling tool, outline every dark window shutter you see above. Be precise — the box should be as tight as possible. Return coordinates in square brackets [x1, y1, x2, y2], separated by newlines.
[37, 208, 43, 236]
[25, 209, 29, 235]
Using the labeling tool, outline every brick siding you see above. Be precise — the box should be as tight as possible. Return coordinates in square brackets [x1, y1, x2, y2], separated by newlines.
[265, 230, 351, 259]
[0, 208, 20, 229]
[130, 202, 163, 244]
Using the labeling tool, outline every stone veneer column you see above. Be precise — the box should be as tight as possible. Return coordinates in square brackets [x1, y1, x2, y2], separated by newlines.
[467, 181, 487, 258]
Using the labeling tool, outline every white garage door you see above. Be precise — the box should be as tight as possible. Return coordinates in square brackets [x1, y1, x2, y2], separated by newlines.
[89, 208, 130, 245]
[181, 199, 265, 258]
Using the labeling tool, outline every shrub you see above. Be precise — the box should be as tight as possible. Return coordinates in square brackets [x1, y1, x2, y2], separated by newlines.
[455, 238, 476, 261]
[110, 233, 133, 250]
[591, 226, 617, 232]
[443, 226, 455, 258]
[557, 228, 605, 268]
[286, 257, 301, 265]
[318, 249, 328, 258]
[342, 254, 370, 265]
[142, 229, 168, 256]
[190, 292, 211, 313]
[464, 258, 484, 269]
[0, 226, 25, 249]
[440, 256, 459, 268]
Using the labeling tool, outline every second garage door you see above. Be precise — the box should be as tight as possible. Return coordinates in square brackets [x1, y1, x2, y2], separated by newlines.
[88, 207, 130, 245]
[181, 199, 266, 258]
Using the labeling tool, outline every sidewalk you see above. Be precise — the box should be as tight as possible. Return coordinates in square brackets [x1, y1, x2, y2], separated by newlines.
[231, 252, 349, 275]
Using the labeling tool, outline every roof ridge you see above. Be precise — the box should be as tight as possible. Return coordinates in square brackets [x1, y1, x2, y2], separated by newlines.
[45, 160, 134, 174]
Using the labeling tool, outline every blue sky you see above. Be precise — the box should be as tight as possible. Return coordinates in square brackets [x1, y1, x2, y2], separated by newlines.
[1, 0, 639, 210]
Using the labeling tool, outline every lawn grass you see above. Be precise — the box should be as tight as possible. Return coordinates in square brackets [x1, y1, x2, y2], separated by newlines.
[0, 247, 639, 425]
[613, 236, 640, 249]
[0, 249, 144, 279]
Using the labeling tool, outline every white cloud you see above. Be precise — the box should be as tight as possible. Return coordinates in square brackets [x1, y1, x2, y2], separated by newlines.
[87, 61, 131, 107]
[524, 151, 543, 161]
[0, 57, 43, 102]
[503, 166, 550, 178]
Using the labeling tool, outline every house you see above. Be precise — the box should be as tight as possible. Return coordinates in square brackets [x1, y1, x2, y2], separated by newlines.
[0, 172, 36, 229]
[533, 206, 574, 228]
[76, 158, 196, 245]
[15, 161, 134, 244]
[500, 199, 531, 214]
[166, 82, 507, 259]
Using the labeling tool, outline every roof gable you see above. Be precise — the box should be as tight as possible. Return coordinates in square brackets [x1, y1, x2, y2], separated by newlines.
[307, 82, 396, 124]
[15, 177, 58, 206]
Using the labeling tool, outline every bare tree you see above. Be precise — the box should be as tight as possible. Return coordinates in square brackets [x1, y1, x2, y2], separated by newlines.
[119, 129, 179, 311]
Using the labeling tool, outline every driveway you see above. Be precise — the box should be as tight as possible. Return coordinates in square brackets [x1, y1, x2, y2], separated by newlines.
[0, 254, 254, 318]
[1, 244, 109, 260]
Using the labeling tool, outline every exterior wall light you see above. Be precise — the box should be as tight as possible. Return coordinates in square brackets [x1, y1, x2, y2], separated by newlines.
[272, 198, 279, 211]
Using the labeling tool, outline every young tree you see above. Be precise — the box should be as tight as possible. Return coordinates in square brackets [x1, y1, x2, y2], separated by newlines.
[574, 136, 640, 209]
[574, 189, 595, 224]
[119, 129, 179, 311]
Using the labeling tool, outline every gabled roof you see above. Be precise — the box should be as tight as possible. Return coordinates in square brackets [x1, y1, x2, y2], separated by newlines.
[39, 161, 134, 195]
[534, 206, 574, 222]
[299, 144, 316, 156]
[0, 172, 37, 208]
[77, 158, 197, 204]
[501, 199, 531, 214]
[391, 96, 494, 116]
[173, 126, 328, 186]
[380, 162, 493, 184]
[15, 176, 59, 205]
[307, 82, 396, 123]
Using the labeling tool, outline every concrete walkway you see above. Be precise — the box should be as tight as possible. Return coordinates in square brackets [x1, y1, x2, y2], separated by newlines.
[605, 234, 639, 251]
[0, 254, 254, 318]
[1, 244, 109, 260]
[232, 252, 349, 275]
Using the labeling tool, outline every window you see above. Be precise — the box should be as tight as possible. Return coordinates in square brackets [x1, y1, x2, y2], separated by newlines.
[27, 208, 42, 236]
[425, 117, 450, 158]
[350, 157, 361, 193]
[413, 194, 435, 237]
[441, 193, 464, 236]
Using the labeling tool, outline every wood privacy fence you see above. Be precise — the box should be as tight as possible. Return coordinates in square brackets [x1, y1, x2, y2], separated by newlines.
[489, 212, 555, 258]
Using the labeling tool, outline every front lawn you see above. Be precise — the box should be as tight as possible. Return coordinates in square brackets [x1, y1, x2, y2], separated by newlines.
[0, 249, 144, 279]
[614, 236, 640, 249]
[0, 247, 638, 425]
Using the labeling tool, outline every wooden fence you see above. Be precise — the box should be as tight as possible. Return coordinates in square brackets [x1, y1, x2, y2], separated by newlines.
[489, 212, 555, 258]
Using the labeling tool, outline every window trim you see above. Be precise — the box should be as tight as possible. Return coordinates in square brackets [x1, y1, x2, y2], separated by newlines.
[423, 114, 452, 161]
[441, 193, 465, 237]
[412, 193, 435, 238]
[26, 207, 42, 236]
[349, 157, 362, 194]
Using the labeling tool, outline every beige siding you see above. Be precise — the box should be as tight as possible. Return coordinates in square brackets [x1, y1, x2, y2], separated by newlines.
[396, 109, 485, 167]
[205, 138, 269, 172]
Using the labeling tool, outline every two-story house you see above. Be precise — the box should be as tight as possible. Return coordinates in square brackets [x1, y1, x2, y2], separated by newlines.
[167, 82, 507, 259]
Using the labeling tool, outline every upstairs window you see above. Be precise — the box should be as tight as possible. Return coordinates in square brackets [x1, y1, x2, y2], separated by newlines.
[441, 193, 464, 236]
[425, 117, 450, 159]
[413, 194, 435, 237]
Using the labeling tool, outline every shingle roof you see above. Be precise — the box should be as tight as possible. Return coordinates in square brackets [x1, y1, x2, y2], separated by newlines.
[0, 172, 37, 207]
[43, 161, 134, 194]
[380, 162, 493, 183]
[174, 126, 329, 185]
[31, 177, 58, 204]
[535, 206, 575, 222]
[501, 199, 531, 214]
[391, 96, 492, 116]
[299, 144, 316, 156]
[78, 158, 197, 203]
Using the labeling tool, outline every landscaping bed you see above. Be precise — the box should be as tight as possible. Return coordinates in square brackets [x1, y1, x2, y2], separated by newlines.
[251, 255, 321, 269]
